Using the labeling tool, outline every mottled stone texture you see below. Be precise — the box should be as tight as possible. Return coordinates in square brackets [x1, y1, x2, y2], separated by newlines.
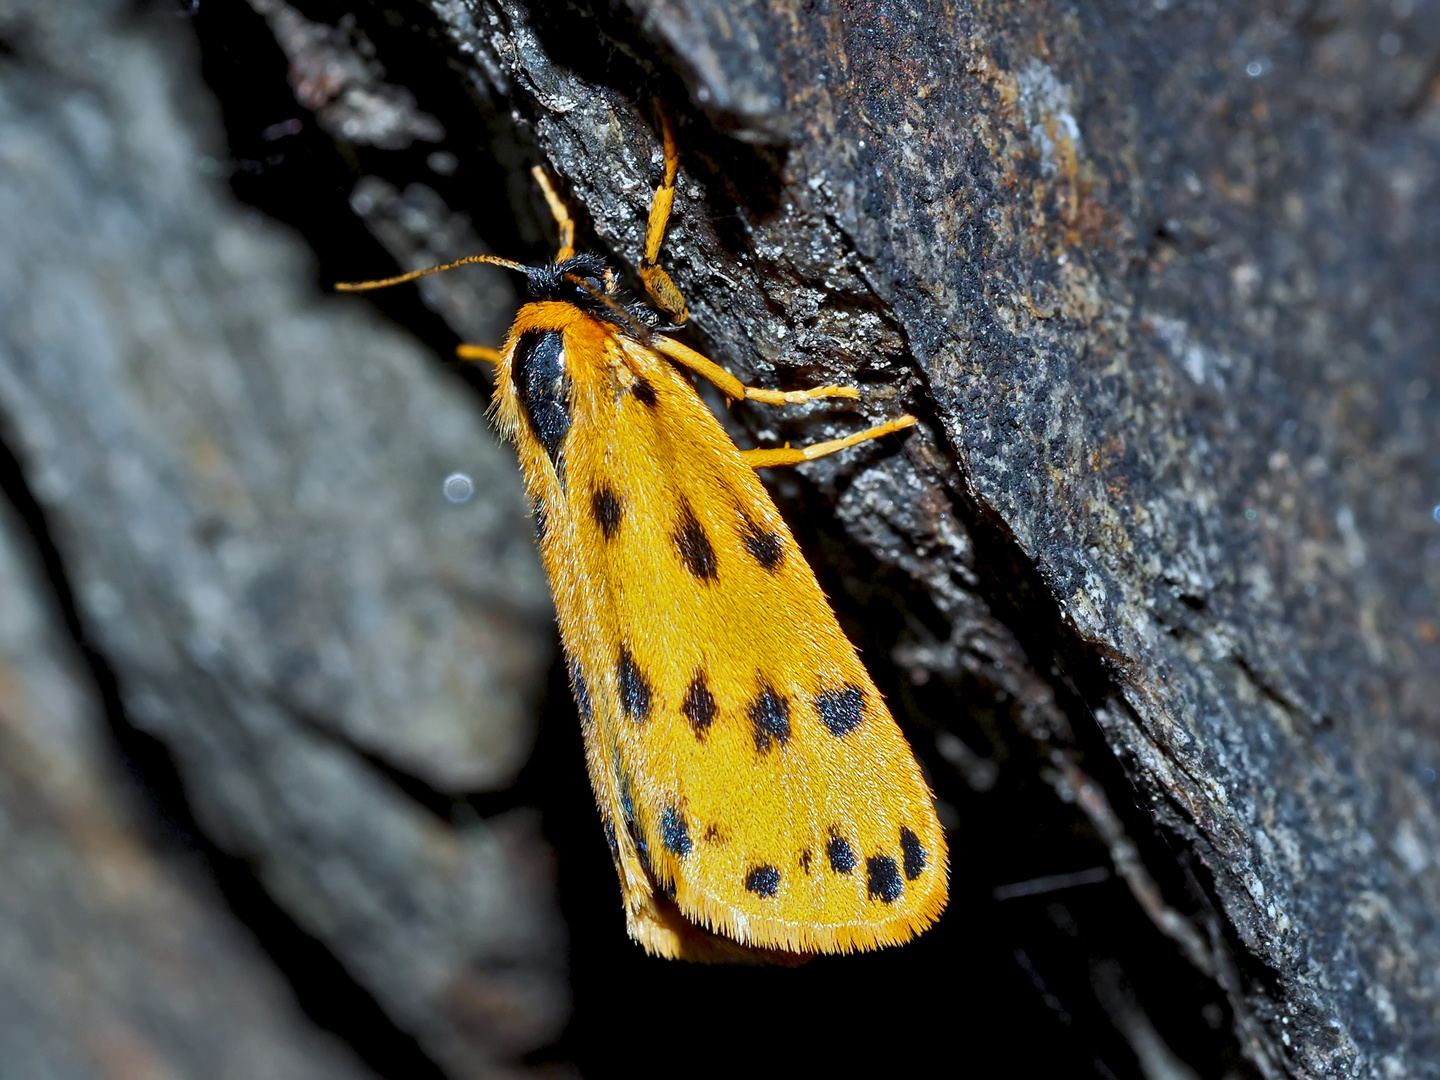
[0, 473, 378, 1080]
[420, 0, 1435, 1076]
[0, 0, 566, 1075]
[2, 0, 1435, 1075]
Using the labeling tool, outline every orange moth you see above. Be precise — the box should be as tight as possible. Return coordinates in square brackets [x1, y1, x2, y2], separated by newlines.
[339, 114, 948, 960]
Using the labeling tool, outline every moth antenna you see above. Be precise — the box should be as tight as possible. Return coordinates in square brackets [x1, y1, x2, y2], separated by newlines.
[336, 254, 529, 292]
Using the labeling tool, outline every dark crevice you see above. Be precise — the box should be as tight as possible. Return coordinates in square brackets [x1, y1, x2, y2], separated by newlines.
[525, 637, 1125, 1075]
[285, 703, 534, 824]
[1230, 651, 1316, 726]
[713, 359, 1261, 1073]
[186, 0, 517, 382]
[805, 475, 1257, 1079]
[921, 461, 1267, 1079]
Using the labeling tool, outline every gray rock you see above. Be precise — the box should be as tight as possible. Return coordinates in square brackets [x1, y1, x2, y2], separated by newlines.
[0, 0, 567, 1074]
[0, 487, 375, 1080]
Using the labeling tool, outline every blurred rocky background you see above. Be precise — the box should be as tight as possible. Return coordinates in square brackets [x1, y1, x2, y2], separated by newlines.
[0, 1, 564, 1076]
[0, 0, 1436, 1077]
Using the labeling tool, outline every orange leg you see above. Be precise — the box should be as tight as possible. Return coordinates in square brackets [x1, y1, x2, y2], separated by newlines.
[651, 336, 861, 405]
[637, 110, 689, 326]
[648, 334, 909, 464]
[455, 344, 503, 364]
[531, 167, 576, 262]
[739, 415, 918, 469]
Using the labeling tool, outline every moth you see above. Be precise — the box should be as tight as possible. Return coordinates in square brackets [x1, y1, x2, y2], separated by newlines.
[340, 114, 948, 960]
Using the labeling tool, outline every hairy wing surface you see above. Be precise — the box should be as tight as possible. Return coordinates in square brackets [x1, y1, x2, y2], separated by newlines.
[500, 312, 946, 954]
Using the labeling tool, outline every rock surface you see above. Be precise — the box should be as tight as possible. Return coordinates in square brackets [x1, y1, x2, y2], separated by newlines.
[0, 470, 379, 1079]
[0, 0, 567, 1075]
[415, 0, 1438, 1075]
[2, 0, 1436, 1076]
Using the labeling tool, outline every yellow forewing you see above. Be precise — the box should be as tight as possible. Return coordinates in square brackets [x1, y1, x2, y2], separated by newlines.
[492, 301, 947, 958]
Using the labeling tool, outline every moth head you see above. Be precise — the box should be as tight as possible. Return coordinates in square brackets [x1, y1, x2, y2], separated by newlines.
[527, 253, 616, 304]
[521, 254, 673, 341]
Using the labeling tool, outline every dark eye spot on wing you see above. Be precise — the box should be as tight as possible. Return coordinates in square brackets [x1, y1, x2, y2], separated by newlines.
[661, 806, 692, 857]
[745, 864, 780, 898]
[867, 855, 903, 904]
[632, 376, 658, 407]
[567, 657, 592, 725]
[618, 646, 652, 723]
[673, 500, 718, 581]
[530, 497, 547, 543]
[740, 512, 783, 572]
[682, 671, 717, 737]
[800, 849, 813, 875]
[900, 827, 927, 880]
[816, 686, 865, 737]
[827, 834, 856, 875]
[591, 485, 623, 539]
[749, 683, 791, 752]
[512, 329, 570, 469]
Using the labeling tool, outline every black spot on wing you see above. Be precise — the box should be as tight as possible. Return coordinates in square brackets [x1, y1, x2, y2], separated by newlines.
[512, 329, 570, 469]
[618, 646, 652, 722]
[827, 834, 856, 874]
[749, 683, 791, 752]
[661, 806, 692, 857]
[682, 671, 717, 737]
[673, 500, 718, 581]
[800, 849, 813, 875]
[741, 512, 784, 572]
[816, 686, 865, 737]
[745, 864, 780, 898]
[632, 376, 658, 407]
[591, 485, 623, 539]
[900, 827, 927, 880]
[867, 855, 903, 904]
[703, 823, 724, 845]
[602, 814, 619, 858]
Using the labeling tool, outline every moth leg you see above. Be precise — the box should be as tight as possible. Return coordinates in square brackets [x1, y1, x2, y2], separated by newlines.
[455, 344, 503, 364]
[531, 166, 576, 262]
[651, 336, 861, 405]
[742, 383, 863, 406]
[740, 415, 918, 469]
[638, 110, 689, 326]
